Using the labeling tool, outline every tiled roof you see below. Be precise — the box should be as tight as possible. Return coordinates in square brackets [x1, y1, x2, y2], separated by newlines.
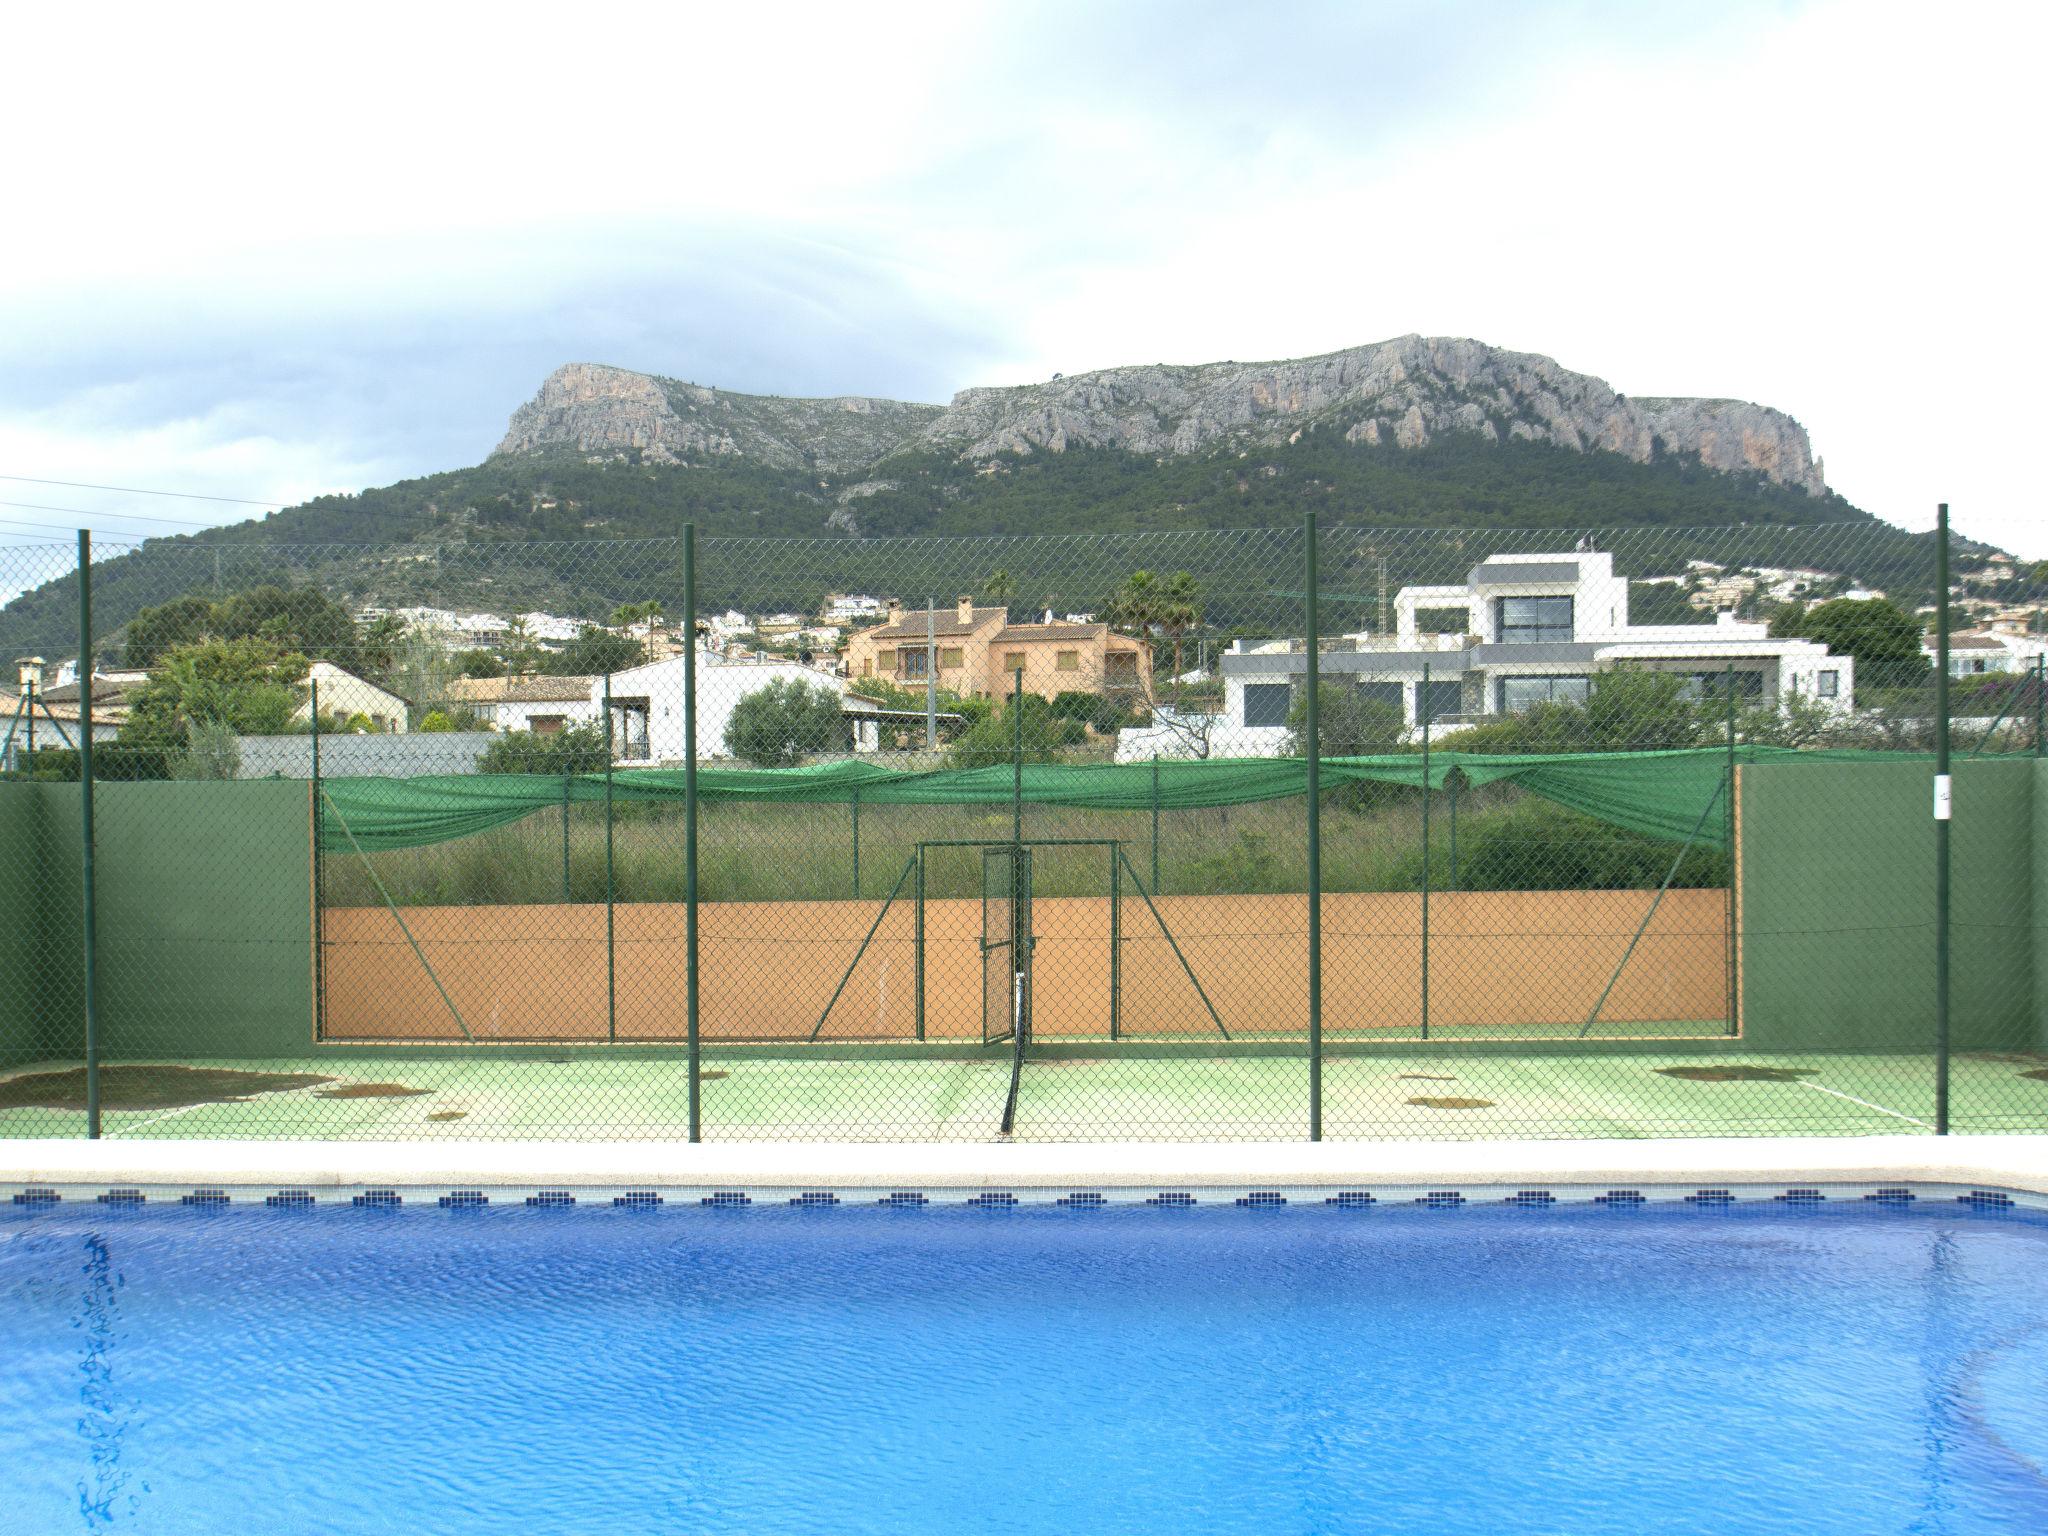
[445, 674, 598, 703]
[857, 606, 1006, 640]
[38, 678, 136, 704]
[991, 622, 1112, 641]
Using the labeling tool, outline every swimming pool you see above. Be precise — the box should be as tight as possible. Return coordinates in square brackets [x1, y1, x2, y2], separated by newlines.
[4, 1201, 2046, 1534]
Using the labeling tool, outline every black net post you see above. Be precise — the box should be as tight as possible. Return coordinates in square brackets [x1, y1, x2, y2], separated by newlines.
[77, 529, 100, 1139]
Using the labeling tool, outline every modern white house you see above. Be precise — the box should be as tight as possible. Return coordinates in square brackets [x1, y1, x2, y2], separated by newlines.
[294, 661, 410, 734]
[1214, 550, 1856, 754]
[1924, 629, 2048, 677]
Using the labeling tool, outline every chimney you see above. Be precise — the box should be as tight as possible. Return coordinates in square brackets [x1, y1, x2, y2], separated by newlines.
[885, 598, 903, 625]
[15, 656, 46, 690]
[957, 595, 974, 625]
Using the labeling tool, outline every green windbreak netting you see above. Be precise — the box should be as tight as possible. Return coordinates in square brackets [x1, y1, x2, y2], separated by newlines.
[313, 746, 1944, 853]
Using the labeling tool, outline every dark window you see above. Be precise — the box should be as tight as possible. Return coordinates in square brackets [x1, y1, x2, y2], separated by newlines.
[1498, 675, 1590, 713]
[1816, 670, 1839, 699]
[1357, 681, 1404, 710]
[1243, 683, 1291, 728]
[1419, 679, 1462, 722]
[899, 648, 930, 679]
[1675, 671, 1766, 702]
[1496, 596, 1574, 643]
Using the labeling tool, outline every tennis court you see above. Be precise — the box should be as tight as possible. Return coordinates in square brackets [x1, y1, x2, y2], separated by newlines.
[4, 1048, 2044, 1142]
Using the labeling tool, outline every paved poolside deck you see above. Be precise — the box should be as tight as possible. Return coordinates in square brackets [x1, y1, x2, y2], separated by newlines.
[2, 1048, 2044, 1142]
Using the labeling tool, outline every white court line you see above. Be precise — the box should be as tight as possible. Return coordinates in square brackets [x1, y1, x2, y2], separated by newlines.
[1802, 1080, 1936, 1131]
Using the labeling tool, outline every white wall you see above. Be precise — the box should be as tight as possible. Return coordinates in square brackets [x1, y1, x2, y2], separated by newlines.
[603, 653, 846, 762]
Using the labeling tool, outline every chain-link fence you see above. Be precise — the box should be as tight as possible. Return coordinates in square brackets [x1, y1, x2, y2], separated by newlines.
[2, 513, 2043, 1141]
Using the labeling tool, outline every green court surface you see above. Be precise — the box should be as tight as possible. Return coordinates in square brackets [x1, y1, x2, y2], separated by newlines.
[3, 1049, 2046, 1142]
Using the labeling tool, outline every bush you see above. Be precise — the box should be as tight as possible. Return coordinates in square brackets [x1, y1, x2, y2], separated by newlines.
[15, 745, 175, 781]
[478, 723, 611, 774]
[947, 695, 1085, 768]
[1401, 799, 1727, 891]
[724, 678, 845, 767]
[1050, 690, 1137, 734]
[1284, 684, 1404, 756]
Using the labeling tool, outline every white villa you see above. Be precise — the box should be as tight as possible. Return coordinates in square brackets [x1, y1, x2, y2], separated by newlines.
[598, 652, 850, 764]
[295, 661, 410, 734]
[1215, 550, 1856, 754]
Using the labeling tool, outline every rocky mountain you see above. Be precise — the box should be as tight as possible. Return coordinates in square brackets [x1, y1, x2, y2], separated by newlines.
[495, 362, 944, 472]
[496, 335, 1828, 495]
[0, 333, 1908, 662]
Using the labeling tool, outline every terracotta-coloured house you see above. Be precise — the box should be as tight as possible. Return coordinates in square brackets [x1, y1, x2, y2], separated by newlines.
[841, 597, 1151, 702]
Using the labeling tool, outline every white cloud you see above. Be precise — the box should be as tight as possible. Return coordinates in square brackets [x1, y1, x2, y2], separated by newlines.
[0, 0, 2039, 554]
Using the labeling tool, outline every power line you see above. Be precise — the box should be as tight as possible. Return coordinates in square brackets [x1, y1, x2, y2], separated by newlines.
[0, 474, 287, 507]
[0, 499, 218, 530]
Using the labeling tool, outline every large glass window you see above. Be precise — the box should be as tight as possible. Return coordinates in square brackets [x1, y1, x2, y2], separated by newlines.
[1419, 678, 1462, 723]
[1675, 671, 1765, 702]
[1498, 675, 1590, 713]
[899, 648, 930, 679]
[1496, 596, 1575, 643]
[1243, 683, 1291, 727]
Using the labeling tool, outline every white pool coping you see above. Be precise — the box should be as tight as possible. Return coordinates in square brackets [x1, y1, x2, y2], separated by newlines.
[5, 1134, 2048, 1209]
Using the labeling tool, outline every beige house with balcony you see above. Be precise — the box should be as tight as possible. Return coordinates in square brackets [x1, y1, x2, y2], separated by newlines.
[842, 597, 1151, 701]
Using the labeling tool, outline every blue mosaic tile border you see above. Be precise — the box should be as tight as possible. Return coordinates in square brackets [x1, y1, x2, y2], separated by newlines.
[6, 1180, 2047, 1213]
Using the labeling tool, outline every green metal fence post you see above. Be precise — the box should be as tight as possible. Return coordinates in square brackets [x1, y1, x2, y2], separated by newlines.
[1447, 768, 1459, 891]
[1935, 503, 1952, 1135]
[1305, 512, 1322, 1140]
[78, 530, 99, 1139]
[850, 786, 860, 899]
[1420, 662, 1430, 1042]
[1012, 667, 1024, 850]
[1725, 662, 1738, 1038]
[2036, 654, 2044, 757]
[913, 845, 926, 1042]
[684, 524, 702, 1141]
[24, 676, 33, 772]
[1108, 842, 1121, 1041]
[561, 772, 572, 901]
[1150, 753, 1161, 893]
[604, 669, 616, 1044]
[311, 679, 325, 1041]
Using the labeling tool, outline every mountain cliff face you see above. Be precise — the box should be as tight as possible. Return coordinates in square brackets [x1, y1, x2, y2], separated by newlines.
[495, 336, 1828, 494]
[495, 362, 945, 473]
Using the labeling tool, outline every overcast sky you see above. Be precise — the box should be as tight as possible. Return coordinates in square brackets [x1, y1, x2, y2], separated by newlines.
[1, 0, 2040, 563]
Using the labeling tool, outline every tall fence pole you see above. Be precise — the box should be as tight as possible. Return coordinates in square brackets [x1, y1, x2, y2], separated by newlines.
[1150, 754, 1161, 894]
[1305, 512, 1322, 1141]
[1725, 662, 1738, 1037]
[1420, 662, 1430, 1042]
[78, 530, 100, 1139]
[24, 676, 33, 769]
[850, 787, 860, 899]
[684, 524, 701, 1142]
[561, 772, 572, 901]
[1011, 667, 1024, 849]
[2036, 654, 2044, 757]
[311, 679, 325, 1042]
[603, 670, 616, 1044]
[925, 598, 937, 750]
[1934, 503, 1952, 1135]
[1446, 769, 1459, 891]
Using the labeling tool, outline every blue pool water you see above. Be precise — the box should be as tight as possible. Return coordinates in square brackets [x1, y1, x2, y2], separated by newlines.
[3, 1202, 2047, 1535]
